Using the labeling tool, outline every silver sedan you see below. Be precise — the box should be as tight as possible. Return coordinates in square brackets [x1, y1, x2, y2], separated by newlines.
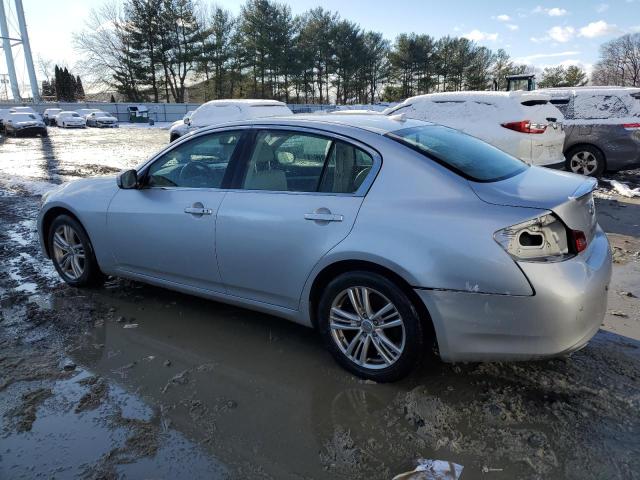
[38, 114, 612, 382]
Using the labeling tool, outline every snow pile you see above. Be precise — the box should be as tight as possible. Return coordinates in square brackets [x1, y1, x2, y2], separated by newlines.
[601, 178, 640, 198]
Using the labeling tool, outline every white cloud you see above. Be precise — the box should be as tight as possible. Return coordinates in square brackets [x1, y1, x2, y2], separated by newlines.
[578, 20, 620, 38]
[463, 30, 499, 42]
[548, 25, 575, 42]
[496, 14, 510, 21]
[514, 51, 582, 63]
[596, 3, 609, 13]
[506, 24, 519, 31]
[547, 7, 568, 16]
[533, 6, 568, 16]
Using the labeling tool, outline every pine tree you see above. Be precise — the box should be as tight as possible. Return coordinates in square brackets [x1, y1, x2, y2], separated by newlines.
[75, 75, 85, 100]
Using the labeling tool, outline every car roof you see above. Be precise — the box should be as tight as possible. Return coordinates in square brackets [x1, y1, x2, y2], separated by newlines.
[539, 86, 640, 97]
[397, 90, 551, 104]
[198, 113, 429, 135]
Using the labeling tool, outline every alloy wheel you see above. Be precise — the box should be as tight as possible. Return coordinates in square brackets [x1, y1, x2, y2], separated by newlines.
[52, 224, 86, 280]
[329, 286, 406, 370]
[570, 151, 598, 175]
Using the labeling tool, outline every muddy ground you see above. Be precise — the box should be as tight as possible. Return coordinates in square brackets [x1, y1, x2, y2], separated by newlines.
[0, 127, 639, 479]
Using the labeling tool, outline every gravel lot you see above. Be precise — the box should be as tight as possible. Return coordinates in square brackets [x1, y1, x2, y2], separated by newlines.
[1, 126, 639, 479]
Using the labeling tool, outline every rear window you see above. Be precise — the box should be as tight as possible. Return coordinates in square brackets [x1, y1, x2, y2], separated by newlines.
[521, 100, 548, 106]
[387, 125, 528, 182]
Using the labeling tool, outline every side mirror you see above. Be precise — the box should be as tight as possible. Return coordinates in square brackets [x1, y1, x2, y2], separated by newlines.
[117, 169, 138, 189]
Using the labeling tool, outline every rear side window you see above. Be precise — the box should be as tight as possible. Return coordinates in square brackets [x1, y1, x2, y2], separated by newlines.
[388, 125, 528, 182]
[573, 95, 629, 119]
[241, 130, 373, 193]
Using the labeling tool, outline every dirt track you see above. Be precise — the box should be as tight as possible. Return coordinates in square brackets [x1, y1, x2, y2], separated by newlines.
[1, 127, 639, 479]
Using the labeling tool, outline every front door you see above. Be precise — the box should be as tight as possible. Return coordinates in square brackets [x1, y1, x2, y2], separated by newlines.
[107, 130, 244, 292]
[216, 128, 376, 310]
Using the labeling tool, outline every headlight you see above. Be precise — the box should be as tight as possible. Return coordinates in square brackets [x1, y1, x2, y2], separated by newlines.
[494, 214, 572, 262]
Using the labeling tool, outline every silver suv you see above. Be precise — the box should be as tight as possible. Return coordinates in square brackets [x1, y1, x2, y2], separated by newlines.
[541, 87, 640, 176]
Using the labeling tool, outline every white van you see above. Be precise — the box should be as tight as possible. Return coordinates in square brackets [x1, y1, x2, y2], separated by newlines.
[169, 99, 293, 142]
[384, 91, 566, 168]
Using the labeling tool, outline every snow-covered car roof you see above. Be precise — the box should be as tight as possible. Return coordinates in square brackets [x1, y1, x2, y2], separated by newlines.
[390, 90, 551, 106]
[538, 86, 640, 98]
[58, 111, 82, 116]
[189, 99, 293, 127]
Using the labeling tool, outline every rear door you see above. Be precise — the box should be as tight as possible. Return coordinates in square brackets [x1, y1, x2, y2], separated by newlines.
[216, 127, 378, 310]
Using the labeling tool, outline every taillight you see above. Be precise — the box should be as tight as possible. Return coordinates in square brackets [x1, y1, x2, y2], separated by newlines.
[571, 230, 588, 253]
[501, 120, 547, 134]
[494, 214, 571, 262]
[622, 123, 640, 131]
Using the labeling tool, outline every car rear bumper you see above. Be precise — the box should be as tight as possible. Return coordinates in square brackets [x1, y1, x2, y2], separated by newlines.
[416, 226, 612, 362]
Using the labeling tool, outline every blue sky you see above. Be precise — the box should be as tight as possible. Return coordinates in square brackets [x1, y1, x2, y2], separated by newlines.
[3, 0, 640, 91]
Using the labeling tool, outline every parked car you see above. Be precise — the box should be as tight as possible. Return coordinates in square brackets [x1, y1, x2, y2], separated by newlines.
[43, 108, 63, 126]
[384, 91, 566, 168]
[38, 114, 611, 382]
[168, 110, 194, 142]
[539, 87, 640, 176]
[170, 99, 293, 142]
[4, 112, 47, 137]
[57, 111, 87, 129]
[0, 109, 11, 132]
[85, 110, 118, 128]
[76, 108, 102, 118]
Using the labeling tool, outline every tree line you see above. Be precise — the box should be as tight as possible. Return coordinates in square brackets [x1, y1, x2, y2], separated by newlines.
[40, 65, 85, 102]
[74, 0, 537, 104]
[75, 0, 615, 104]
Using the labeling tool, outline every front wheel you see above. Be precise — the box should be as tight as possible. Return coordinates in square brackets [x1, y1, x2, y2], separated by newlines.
[318, 272, 425, 382]
[48, 215, 104, 287]
[565, 145, 605, 177]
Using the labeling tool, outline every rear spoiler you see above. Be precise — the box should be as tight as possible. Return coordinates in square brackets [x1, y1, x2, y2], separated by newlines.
[569, 178, 597, 201]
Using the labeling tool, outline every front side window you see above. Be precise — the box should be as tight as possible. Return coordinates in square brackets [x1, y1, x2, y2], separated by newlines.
[146, 131, 240, 188]
[388, 125, 528, 182]
[241, 130, 373, 193]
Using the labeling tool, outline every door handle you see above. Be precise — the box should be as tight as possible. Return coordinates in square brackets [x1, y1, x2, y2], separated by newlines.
[184, 206, 213, 215]
[304, 212, 343, 222]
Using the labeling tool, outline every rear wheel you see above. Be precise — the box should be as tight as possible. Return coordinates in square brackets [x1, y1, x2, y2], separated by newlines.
[48, 215, 104, 287]
[318, 272, 425, 382]
[565, 145, 605, 177]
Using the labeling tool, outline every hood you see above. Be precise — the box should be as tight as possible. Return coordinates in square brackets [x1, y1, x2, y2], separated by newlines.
[96, 115, 116, 121]
[469, 166, 598, 238]
[16, 121, 44, 127]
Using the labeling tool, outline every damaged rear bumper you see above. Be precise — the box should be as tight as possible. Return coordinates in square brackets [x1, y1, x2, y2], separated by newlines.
[416, 226, 612, 362]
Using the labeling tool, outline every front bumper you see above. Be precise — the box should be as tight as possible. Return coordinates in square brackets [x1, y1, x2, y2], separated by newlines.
[416, 226, 612, 362]
[14, 127, 47, 137]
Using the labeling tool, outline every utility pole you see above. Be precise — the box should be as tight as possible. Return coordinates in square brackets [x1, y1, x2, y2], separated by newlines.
[0, 0, 20, 101]
[14, 0, 38, 101]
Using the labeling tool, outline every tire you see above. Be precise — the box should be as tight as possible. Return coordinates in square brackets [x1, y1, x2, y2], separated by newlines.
[565, 145, 605, 177]
[170, 133, 179, 142]
[318, 271, 425, 382]
[48, 214, 105, 287]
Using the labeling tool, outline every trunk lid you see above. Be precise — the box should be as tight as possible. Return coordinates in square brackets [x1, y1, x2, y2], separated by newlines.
[469, 166, 598, 241]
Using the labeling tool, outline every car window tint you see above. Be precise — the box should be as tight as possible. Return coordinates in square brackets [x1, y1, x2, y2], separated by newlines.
[319, 142, 373, 193]
[573, 95, 629, 119]
[147, 132, 240, 188]
[242, 131, 331, 192]
[241, 131, 373, 193]
[388, 125, 528, 182]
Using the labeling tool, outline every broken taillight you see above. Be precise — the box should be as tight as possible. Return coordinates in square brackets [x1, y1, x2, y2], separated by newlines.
[571, 230, 588, 253]
[501, 120, 547, 134]
[494, 214, 572, 262]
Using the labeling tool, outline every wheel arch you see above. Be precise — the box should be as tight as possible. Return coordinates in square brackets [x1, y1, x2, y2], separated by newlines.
[41, 206, 86, 258]
[564, 143, 607, 170]
[306, 259, 438, 351]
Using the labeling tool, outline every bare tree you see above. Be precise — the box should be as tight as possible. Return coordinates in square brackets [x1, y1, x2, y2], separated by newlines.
[592, 33, 640, 87]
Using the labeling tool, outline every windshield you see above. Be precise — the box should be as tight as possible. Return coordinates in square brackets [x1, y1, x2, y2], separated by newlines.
[387, 125, 528, 182]
[11, 114, 37, 121]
